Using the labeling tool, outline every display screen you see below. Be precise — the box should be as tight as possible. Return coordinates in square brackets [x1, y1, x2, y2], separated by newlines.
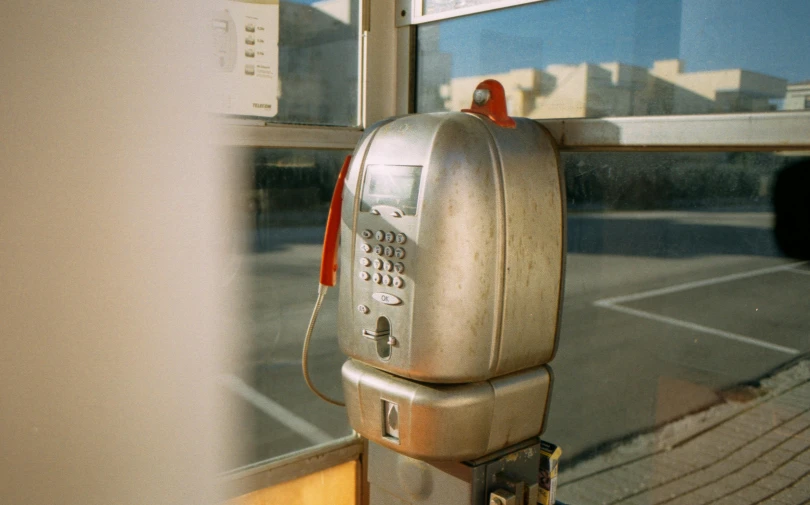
[360, 165, 423, 216]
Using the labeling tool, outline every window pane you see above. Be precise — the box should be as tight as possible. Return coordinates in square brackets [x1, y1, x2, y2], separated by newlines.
[216, 0, 359, 126]
[226, 148, 353, 468]
[416, 0, 810, 118]
[548, 152, 810, 500]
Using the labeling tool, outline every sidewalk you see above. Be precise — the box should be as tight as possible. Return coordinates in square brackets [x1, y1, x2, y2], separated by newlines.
[557, 360, 810, 505]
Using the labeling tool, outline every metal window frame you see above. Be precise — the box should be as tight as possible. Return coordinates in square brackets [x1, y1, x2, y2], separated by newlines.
[396, 0, 549, 27]
[221, 435, 364, 501]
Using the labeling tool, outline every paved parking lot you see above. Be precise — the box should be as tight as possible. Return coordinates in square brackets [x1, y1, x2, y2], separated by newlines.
[222, 211, 810, 469]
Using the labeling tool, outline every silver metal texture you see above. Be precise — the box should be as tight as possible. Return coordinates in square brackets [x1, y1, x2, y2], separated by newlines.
[337, 112, 565, 383]
[366, 438, 545, 505]
[342, 359, 553, 460]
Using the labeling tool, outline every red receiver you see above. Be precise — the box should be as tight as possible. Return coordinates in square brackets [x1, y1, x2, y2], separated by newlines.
[319, 155, 352, 287]
[462, 79, 516, 128]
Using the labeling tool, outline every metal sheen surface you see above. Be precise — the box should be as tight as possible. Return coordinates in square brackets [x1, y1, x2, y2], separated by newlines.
[342, 359, 552, 461]
[337, 111, 565, 383]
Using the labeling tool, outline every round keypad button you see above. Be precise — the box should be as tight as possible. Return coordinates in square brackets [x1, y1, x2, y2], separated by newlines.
[357, 305, 369, 314]
[375, 230, 385, 241]
[394, 248, 406, 259]
[373, 258, 383, 270]
[374, 245, 383, 255]
[359, 257, 370, 267]
[394, 262, 405, 274]
[393, 277, 404, 288]
[384, 246, 394, 257]
[396, 233, 407, 244]
[362, 229, 373, 239]
[359, 272, 370, 281]
[384, 260, 394, 272]
[382, 275, 392, 286]
[385, 231, 395, 243]
[361, 243, 371, 253]
[372, 273, 382, 284]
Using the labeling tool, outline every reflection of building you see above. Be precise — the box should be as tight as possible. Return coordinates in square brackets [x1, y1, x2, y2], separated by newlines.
[785, 81, 810, 110]
[441, 59, 787, 118]
[276, 0, 358, 125]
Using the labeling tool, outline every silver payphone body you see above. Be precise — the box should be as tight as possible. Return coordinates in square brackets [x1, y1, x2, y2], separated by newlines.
[333, 81, 566, 463]
[337, 112, 565, 383]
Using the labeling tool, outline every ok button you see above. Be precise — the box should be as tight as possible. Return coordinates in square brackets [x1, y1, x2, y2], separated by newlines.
[372, 292, 402, 305]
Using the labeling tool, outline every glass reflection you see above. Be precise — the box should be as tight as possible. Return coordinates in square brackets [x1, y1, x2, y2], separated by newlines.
[417, 0, 810, 118]
[546, 152, 809, 467]
[228, 149, 353, 467]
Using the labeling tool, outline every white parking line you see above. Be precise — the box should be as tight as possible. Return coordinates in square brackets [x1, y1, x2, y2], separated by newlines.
[597, 261, 807, 306]
[219, 374, 332, 444]
[788, 267, 810, 276]
[594, 261, 806, 355]
[594, 301, 800, 355]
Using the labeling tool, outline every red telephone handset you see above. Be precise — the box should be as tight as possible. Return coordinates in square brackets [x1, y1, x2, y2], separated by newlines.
[319, 155, 352, 287]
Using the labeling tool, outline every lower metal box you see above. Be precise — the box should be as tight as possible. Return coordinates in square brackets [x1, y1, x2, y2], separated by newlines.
[342, 359, 553, 461]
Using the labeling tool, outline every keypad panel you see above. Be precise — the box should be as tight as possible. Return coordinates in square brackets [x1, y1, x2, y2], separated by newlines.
[356, 228, 410, 291]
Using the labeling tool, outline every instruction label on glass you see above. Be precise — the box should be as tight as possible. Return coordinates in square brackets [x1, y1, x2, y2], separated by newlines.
[210, 0, 279, 117]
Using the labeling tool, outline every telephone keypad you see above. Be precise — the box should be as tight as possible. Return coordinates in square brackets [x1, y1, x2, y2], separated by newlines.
[361, 226, 408, 292]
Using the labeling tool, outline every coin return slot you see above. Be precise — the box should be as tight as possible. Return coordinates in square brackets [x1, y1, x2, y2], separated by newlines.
[382, 400, 400, 443]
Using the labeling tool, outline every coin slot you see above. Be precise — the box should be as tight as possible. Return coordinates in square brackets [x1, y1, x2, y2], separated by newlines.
[376, 316, 391, 360]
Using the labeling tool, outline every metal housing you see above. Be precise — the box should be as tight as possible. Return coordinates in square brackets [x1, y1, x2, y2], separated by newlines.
[337, 112, 565, 383]
[342, 359, 553, 461]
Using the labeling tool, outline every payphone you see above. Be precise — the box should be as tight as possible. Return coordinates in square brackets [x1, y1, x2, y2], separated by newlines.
[304, 80, 566, 503]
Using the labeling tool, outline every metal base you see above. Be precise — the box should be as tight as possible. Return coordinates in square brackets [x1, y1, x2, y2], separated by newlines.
[367, 438, 543, 505]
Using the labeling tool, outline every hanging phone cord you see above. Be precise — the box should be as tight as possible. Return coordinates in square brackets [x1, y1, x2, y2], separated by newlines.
[302, 284, 345, 407]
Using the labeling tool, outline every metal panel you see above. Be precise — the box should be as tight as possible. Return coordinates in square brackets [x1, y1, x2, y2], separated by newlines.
[539, 112, 810, 152]
[221, 435, 363, 499]
[397, 0, 550, 26]
[342, 360, 552, 461]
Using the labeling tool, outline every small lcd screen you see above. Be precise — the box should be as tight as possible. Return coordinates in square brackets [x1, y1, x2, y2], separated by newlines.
[360, 165, 423, 216]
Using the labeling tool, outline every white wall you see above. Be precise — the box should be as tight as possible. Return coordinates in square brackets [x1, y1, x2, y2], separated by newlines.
[0, 1, 241, 504]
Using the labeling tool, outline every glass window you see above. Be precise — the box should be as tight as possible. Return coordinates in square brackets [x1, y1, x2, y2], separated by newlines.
[416, 0, 810, 118]
[225, 148, 353, 468]
[215, 0, 360, 126]
[545, 152, 810, 493]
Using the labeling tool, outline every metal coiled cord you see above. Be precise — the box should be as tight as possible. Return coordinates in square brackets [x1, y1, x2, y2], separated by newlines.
[302, 284, 345, 407]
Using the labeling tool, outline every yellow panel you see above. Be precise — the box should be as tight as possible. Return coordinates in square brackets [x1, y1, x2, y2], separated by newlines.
[228, 460, 358, 505]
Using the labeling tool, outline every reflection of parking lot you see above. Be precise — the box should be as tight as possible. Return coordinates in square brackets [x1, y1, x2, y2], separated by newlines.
[223, 211, 808, 467]
[595, 262, 808, 356]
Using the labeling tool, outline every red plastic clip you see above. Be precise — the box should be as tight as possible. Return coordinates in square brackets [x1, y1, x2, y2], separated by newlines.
[462, 79, 516, 128]
[319, 155, 352, 287]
